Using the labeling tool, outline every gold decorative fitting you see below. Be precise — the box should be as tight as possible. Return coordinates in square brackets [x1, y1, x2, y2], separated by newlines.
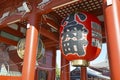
[71, 60, 89, 67]
[17, 38, 45, 60]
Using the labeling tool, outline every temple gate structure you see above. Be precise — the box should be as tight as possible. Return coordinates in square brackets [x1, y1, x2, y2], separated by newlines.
[0, 0, 120, 80]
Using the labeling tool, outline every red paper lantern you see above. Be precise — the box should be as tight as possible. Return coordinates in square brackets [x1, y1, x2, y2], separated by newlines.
[60, 12, 102, 66]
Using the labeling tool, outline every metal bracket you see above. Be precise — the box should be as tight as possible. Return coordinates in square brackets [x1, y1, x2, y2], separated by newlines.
[27, 24, 30, 28]
[107, 0, 112, 6]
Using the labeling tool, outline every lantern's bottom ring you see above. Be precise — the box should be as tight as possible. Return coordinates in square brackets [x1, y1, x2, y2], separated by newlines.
[71, 60, 89, 67]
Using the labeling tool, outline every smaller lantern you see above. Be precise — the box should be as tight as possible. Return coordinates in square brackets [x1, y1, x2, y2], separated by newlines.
[60, 12, 102, 67]
[17, 38, 45, 60]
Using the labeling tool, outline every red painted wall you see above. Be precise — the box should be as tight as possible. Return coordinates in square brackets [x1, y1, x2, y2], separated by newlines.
[36, 48, 56, 80]
[8, 50, 23, 72]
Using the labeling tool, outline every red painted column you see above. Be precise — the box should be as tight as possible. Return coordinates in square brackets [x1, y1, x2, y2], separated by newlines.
[22, 15, 39, 80]
[80, 67, 87, 80]
[60, 54, 70, 80]
[46, 48, 56, 80]
[51, 48, 56, 80]
[46, 48, 53, 80]
[103, 0, 120, 80]
[47, 71, 52, 80]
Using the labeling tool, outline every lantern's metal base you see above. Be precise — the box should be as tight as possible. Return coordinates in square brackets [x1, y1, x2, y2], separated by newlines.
[71, 60, 89, 67]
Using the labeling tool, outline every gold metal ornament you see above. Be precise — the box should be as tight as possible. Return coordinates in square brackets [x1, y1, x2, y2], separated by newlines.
[71, 60, 89, 67]
[17, 38, 45, 59]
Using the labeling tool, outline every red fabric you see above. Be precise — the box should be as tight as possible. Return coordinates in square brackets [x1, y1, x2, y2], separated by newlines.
[59, 12, 102, 61]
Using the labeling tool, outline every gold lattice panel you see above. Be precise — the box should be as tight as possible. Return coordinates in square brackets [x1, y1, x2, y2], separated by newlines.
[54, 0, 103, 18]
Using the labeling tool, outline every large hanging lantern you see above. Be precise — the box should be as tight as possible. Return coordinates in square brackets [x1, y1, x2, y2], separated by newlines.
[60, 12, 102, 67]
[17, 38, 45, 60]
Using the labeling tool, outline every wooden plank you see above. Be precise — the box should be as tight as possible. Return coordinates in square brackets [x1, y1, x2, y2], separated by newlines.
[17, 22, 59, 42]
[39, 27, 59, 43]
[0, 27, 24, 38]
[0, 14, 28, 28]
[0, 36, 17, 46]
[44, 40, 58, 48]
[37, 0, 80, 14]
[45, 18, 59, 31]
[0, 76, 21, 80]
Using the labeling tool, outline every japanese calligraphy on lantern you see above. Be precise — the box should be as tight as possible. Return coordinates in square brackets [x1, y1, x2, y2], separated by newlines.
[60, 12, 102, 61]
[61, 13, 88, 56]
[91, 22, 102, 49]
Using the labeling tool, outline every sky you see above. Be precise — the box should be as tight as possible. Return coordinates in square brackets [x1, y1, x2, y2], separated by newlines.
[56, 43, 107, 71]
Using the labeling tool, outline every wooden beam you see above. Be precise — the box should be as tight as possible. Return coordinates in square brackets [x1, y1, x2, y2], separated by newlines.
[0, 76, 21, 80]
[45, 18, 59, 31]
[16, 22, 59, 42]
[0, 36, 17, 46]
[0, 15, 20, 27]
[101, 22, 105, 36]
[89, 8, 103, 16]
[37, 0, 80, 14]
[101, 22, 106, 43]
[45, 43, 58, 48]
[43, 39, 57, 44]
[0, 0, 23, 13]
[44, 40, 58, 48]
[17, 22, 59, 42]
[102, 38, 106, 43]
[0, 13, 28, 28]
[17, 22, 27, 28]
[0, 27, 24, 38]
[39, 27, 59, 43]
[0, 0, 80, 29]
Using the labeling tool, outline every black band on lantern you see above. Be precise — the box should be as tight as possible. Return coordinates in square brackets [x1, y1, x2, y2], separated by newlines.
[61, 13, 88, 56]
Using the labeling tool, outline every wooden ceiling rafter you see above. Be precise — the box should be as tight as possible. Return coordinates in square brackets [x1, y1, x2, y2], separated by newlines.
[0, 35, 58, 48]
[101, 22, 105, 37]
[45, 43, 58, 48]
[39, 26, 59, 43]
[43, 39, 58, 44]
[0, 0, 24, 16]
[47, 12, 63, 24]
[17, 21, 59, 43]
[0, 0, 75, 16]
[43, 17, 59, 31]
[0, 27, 24, 38]
[0, 0, 81, 28]
[43, 39, 58, 48]
[52, 0, 103, 18]
[0, 0, 103, 27]
[101, 22, 106, 43]
[0, 36, 17, 46]
[17, 22, 27, 28]
[37, 0, 80, 14]
[0, 0, 106, 47]
[0, 14, 28, 28]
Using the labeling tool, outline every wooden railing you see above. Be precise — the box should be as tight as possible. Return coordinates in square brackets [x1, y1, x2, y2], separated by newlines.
[0, 76, 21, 80]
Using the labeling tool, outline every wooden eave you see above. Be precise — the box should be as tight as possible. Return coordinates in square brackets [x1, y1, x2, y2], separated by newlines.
[0, 0, 106, 48]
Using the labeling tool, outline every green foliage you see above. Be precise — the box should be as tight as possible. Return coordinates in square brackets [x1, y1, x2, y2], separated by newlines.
[56, 64, 60, 80]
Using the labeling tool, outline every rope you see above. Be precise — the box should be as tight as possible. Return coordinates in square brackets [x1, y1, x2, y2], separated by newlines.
[0, 61, 70, 70]
[37, 62, 69, 70]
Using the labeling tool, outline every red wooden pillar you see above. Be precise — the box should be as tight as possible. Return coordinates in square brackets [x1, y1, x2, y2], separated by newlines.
[103, 0, 120, 80]
[80, 67, 87, 80]
[46, 49, 53, 80]
[60, 54, 70, 80]
[46, 48, 56, 80]
[47, 71, 52, 80]
[51, 48, 56, 80]
[22, 14, 39, 80]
